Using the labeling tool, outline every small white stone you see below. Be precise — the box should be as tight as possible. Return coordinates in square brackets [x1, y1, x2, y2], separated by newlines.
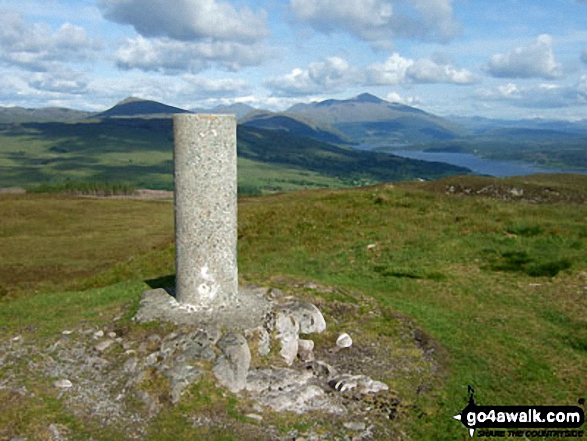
[245, 413, 263, 422]
[336, 333, 353, 349]
[93, 330, 104, 339]
[94, 339, 114, 352]
[61, 330, 73, 335]
[54, 379, 73, 389]
[108, 332, 117, 339]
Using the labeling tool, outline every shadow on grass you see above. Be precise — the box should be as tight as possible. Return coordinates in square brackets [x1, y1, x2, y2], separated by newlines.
[145, 274, 176, 291]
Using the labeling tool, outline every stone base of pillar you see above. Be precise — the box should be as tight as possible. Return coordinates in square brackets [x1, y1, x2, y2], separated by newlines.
[134, 287, 272, 331]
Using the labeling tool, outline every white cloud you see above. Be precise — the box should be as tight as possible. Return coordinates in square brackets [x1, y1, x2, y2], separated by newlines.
[265, 57, 356, 96]
[115, 36, 268, 73]
[477, 78, 587, 108]
[181, 75, 249, 97]
[0, 11, 101, 71]
[485, 34, 563, 79]
[289, 0, 460, 43]
[266, 52, 476, 97]
[386, 92, 421, 106]
[29, 70, 89, 94]
[367, 53, 477, 85]
[99, 0, 267, 43]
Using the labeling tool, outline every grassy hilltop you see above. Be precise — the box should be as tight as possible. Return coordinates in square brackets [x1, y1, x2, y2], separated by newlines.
[1, 174, 586, 440]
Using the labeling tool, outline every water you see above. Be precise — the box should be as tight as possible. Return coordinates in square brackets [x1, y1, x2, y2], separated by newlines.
[382, 150, 587, 177]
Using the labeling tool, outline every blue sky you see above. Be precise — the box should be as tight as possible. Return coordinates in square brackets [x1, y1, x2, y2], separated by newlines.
[1, 0, 586, 119]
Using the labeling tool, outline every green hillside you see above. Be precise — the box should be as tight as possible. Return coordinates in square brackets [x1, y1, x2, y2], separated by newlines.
[240, 110, 353, 145]
[1, 174, 586, 440]
[0, 118, 469, 194]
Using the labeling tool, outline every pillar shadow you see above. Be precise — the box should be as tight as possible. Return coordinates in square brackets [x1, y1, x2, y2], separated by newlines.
[145, 274, 176, 298]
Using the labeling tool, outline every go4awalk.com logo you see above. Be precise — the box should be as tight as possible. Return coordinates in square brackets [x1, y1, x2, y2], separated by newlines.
[453, 387, 586, 438]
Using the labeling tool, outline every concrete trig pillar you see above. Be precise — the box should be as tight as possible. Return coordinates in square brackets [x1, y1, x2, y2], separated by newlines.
[173, 114, 238, 308]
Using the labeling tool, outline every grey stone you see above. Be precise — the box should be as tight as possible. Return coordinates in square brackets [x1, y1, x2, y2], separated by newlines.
[245, 327, 271, 357]
[282, 302, 326, 334]
[93, 330, 104, 339]
[329, 374, 388, 394]
[54, 379, 72, 389]
[275, 311, 299, 365]
[297, 339, 314, 362]
[160, 329, 217, 362]
[213, 332, 251, 393]
[123, 356, 138, 374]
[306, 360, 338, 378]
[173, 114, 238, 308]
[167, 363, 204, 404]
[245, 368, 344, 414]
[93, 339, 114, 353]
[343, 422, 366, 431]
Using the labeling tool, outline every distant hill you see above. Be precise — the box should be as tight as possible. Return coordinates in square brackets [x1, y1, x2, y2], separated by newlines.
[94, 97, 190, 118]
[287, 93, 464, 144]
[0, 116, 471, 192]
[448, 115, 587, 136]
[0, 106, 94, 123]
[240, 110, 353, 145]
[190, 103, 256, 120]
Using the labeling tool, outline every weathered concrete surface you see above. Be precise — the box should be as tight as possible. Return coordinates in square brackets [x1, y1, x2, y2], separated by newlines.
[134, 288, 272, 331]
[173, 114, 238, 308]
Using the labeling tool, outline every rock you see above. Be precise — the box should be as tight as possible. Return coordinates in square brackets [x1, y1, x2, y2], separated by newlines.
[275, 311, 299, 366]
[246, 368, 344, 414]
[108, 332, 117, 339]
[329, 374, 388, 394]
[136, 390, 160, 418]
[336, 333, 352, 349]
[123, 356, 138, 374]
[168, 363, 203, 404]
[344, 422, 366, 431]
[160, 329, 217, 362]
[54, 379, 72, 389]
[245, 327, 271, 357]
[94, 339, 114, 353]
[245, 413, 263, 422]
[282, 302, 326, 334]
[213, 332, 251, 393]
[268, 288, 284, 299]
[61, 330, 73, 335]
[297, 339, 314, 362]
[307, 360, 338, 378]
[48, 423, 67, 441]
[93, 330, 104, 339]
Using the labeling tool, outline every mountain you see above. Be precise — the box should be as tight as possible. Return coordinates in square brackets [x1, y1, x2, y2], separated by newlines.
[0, 106, 94, 123]
[239, 110, 353, 145]
[94, 97, 190, 118]
[448, 115, 587, 136]
[190, 103, 256, 120]
[287, 93, 464, 145]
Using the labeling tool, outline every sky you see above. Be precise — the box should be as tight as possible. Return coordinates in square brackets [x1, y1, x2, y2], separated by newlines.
[0, 0, 586, 119]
